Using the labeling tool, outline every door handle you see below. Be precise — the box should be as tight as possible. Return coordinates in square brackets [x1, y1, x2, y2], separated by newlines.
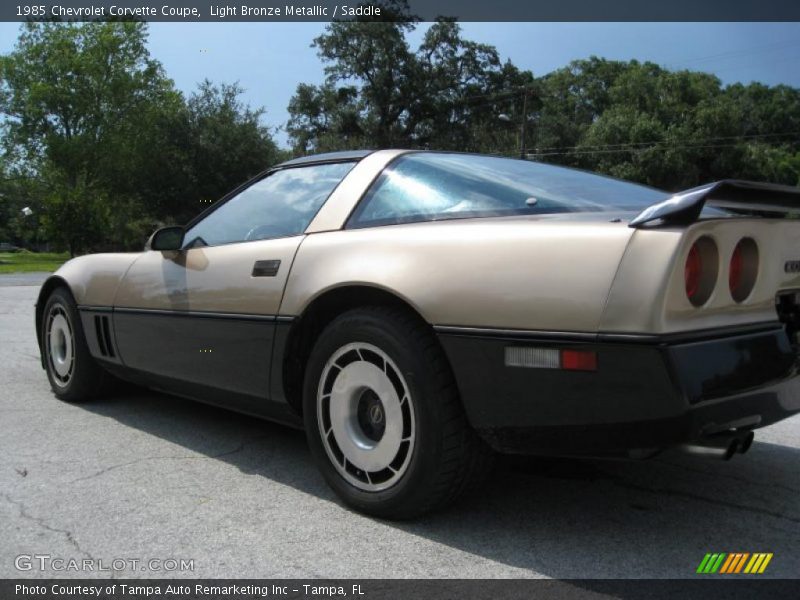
[252, 260, 281, 277]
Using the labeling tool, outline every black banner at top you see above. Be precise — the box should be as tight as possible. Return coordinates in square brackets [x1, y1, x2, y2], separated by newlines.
[3, 0, 800, 22]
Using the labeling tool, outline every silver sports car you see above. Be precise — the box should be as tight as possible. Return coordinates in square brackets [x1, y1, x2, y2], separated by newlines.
[36, 150, 800, 518]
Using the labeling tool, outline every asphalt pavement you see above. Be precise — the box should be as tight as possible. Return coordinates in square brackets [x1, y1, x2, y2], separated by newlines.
[1, 276, 799, 579]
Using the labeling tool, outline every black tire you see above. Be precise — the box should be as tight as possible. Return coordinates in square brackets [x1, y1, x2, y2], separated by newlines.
[41, 287, 113, 402]
[303, 306, 493, 519]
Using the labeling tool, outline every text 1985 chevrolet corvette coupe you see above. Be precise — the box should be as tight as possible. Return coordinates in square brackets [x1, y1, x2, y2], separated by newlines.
[37, 150, 800, 518]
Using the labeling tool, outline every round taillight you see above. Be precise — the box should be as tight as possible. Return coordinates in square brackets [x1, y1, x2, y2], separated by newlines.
[685, 237, 718, 307]
[729, 238, 758, 303]
[685, 244, 701, 300]
[729, 243, 743, 292]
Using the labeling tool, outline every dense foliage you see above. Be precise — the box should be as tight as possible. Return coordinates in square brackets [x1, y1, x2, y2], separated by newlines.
[288, 15, 800, 191]
[1, 12, 798, 254]
[0, 22, 282, 254]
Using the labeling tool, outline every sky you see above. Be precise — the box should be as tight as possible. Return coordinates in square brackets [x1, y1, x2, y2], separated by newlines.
[1, 22, 799, 148]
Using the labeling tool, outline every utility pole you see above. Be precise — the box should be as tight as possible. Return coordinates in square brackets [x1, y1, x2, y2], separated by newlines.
[519, 88, 528, 159]
[498, 86, 534, 159]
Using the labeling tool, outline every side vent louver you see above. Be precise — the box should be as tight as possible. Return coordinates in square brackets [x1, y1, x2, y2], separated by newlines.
[94, 315, 116, 358]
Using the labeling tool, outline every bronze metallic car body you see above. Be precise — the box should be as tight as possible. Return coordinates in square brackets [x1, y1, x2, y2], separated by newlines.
[35, 149, 800, 514]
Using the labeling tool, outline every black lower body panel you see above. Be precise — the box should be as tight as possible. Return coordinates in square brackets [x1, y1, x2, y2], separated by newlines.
[81, 307, 300, 426]
[437, 324, 800, 456]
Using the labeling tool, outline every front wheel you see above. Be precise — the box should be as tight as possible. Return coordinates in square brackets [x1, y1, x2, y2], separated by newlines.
[41, 287, 113, 402]
[303, 306, 492, 519]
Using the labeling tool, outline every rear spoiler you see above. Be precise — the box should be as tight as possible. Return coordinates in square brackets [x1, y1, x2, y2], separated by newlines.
[629, 179, 800, 228]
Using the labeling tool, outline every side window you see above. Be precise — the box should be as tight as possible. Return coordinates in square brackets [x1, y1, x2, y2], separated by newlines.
[347, 154, 539, 228]
[348, 156, 457, 228]
[184, 161, 355, 247]
[348, 152, 665, 229]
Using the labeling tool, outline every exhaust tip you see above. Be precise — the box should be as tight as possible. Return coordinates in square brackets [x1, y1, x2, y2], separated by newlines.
[723, 439, 739, 461]
[737, 431, 755, 454]
[678, 431, 750, 461]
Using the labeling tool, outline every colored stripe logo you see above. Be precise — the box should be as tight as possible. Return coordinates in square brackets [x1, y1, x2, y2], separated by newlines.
[697, 553, 773, 574]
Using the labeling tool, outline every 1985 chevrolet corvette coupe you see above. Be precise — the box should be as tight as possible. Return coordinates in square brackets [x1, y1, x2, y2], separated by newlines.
[36, 150, 800, 517]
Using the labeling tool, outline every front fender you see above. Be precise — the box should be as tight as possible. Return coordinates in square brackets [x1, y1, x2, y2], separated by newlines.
[34, 253, 141, 366]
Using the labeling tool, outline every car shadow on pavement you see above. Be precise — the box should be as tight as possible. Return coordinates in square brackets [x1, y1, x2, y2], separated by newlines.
[80, 388, 800, 579]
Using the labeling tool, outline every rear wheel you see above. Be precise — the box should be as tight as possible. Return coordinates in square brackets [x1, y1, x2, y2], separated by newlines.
[303, 306, 493, 519]
[42, 287, 113, 402]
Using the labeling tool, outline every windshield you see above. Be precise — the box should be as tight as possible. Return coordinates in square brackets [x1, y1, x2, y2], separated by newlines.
[348, 152, 666, 228]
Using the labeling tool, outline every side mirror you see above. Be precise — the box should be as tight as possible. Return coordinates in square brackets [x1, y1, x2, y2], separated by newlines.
[145, 226, 185, 251]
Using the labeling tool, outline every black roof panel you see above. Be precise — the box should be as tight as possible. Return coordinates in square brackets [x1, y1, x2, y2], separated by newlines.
[276, 150, 373, 167]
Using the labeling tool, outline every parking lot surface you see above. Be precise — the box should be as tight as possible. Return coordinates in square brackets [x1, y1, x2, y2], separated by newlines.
[1, 276, 799, 579]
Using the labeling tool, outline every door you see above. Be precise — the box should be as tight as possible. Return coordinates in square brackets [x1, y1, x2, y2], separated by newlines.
[112, 161, 357, 416]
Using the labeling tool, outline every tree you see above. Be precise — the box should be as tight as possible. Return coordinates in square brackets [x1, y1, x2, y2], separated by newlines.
[530, 58, 800, 190]
[1, 23, 284, 253]
[182, 80, 282, 220]
[0, 21, 181, 254]
[287, 8, 534, 154]
[0, 156, 36, 247]
[412, 20, 535, 152]
[140, 80, 283, 226]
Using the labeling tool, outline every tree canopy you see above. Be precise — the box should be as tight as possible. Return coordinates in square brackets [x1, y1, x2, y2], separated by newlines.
[288, 15, 533, 154]
[0, 22, 281, 254]
[536, 58, 800, 189]
[288, 14, 800, 190]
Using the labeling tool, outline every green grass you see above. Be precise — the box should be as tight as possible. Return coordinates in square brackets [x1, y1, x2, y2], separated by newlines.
[0, 252, 70, 274]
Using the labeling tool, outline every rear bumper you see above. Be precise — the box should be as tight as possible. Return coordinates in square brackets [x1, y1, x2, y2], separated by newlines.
[436, 323, 800, 456]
